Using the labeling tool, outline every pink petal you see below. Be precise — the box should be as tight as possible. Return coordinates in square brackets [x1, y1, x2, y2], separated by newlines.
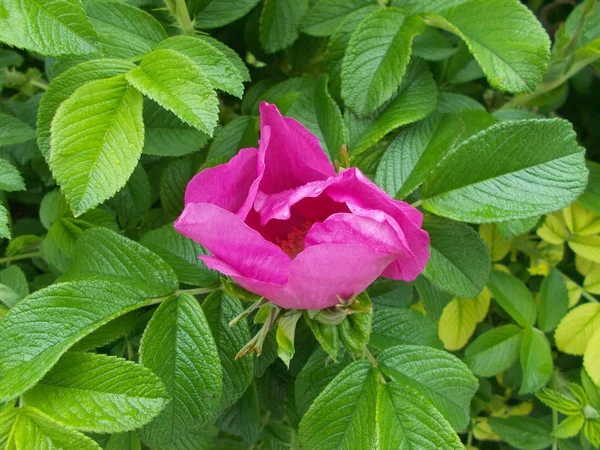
[287, 244, 396, 309]
[258, 102, 335, 194]
[174, 203, 290, 284]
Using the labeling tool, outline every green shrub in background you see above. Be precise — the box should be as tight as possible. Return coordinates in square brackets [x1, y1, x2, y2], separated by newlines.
[0, 0, 599, 448]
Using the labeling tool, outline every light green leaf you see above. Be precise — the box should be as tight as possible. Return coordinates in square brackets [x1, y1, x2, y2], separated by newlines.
[341, 8, 423, 116]
[584, 327, 600, 386]
[464, 324, 523, 377]
[140, 224, 220, 288]
[520, 327, 553, 394]
[196, 35, 250, 82]
[422, 215, 491, 298]
[156, 36, 244, 98]
[139, 293, 222, 447]
[479, 224, 510, 262]
[0, 0, 99, 56]
[538, 268, 569, 332]
[0, 158, 24, 192]
[105, 431, 142, 450]
[40, 217, 94, 272]
[0, 406, 101, 449]
[202, 116, 258, 169]
[72, 310, 139, 352]
[0, 280, 148, 402]
[23, 352, 166, 433]
[301, 0, 374, 36]
[536, 388, 583, 415]
[37, 59, 136, 160]
[299, 360, 378, 450]
[375, 112, 463, 199]
[421, 119, 587, 223]
[371, 308, 442, 350]
[497, 216, 540, 239]
[0, 113, 35, 147]
[50, 74, 144, 216]
[488, 416, 553, 450]
[488, 270, 537, 327]
[555, 302, 600, 355]
[351, 61, 437, 155]
[553, 414, 585, 439]
[61, 227, 178, 297]
[378, 345, 478, 431]
[203, 291, 254, 412]
[0, 265, 28, 307]
[377, 382, 464, 449]
[125, 49, 219, 135]
[260, 0, 309, 54]
[83, 0, 167, 59]
[0, 205, 9, 239]
[276, 311, 301, 368]
[189, 0, 260, 29]
[426, 0, 550, 93]
[438, 291, 491, 351]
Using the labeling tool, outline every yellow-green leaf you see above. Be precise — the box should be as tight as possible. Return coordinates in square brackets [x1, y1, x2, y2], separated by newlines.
[439, 297, 478, 351]
[564, 202, 600, 236]
[569, 235, 600, 263]
[480, 224, 510, 262]
[555, 302, 600, 355]
[584, 327, 600, 386]
[537, 213, 569, 245]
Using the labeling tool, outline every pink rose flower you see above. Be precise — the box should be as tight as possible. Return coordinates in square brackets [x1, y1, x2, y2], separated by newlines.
[175, 103, 430, 310]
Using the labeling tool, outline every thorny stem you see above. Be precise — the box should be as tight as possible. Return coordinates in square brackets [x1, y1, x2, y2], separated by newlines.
[0, 252, 41, 264]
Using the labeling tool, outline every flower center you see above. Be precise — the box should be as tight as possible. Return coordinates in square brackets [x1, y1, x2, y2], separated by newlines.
[276, 220, 314, 258]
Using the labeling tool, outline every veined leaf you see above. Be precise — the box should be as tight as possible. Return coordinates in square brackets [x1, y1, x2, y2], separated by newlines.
[0, 0, 99, 56]
[260, 0, 309, 54]
[196, 35, 250, 82]
[421, 119, 587, 223]
[569, 235, 600, 263]
[426, 0, 551, 93]
[37, 59, 136, 160]
[0, 406, 101, 449]
[423, 215, 491, 298]
[299, 360, 378, 450]
[378, 345, 478, 431]
[301, 0, 374, 36]
[0, 281, 149, 402]
[488, 270, 537, 327]
[0, 205, 9, 239]
[0, 158, 25, 192]
[488, 416, 553, 450]
[23, 352, 167, 433]
[439, 293, 490, 351]
[377, 382, 464, 449]
[83, 0, 167, 59]
[126, 49, 219, 135]
[520, 327, 553, 394]
[464, 324, 523, 377]
[555, 302, 600, 355]
[371, 308, 442, 350]
[139, 293, 222, 447]
[61, 227, 178, 297]
[202, 116, 258, 169]
[0, 113, 35, 147]
[111, 164, 151, 228]
[479, 224, 510, 262]
[50, 74, 144, 216]
[189, 0, 260, 29]
[584, 327, 600, 386]
[538, 268, 569, 332]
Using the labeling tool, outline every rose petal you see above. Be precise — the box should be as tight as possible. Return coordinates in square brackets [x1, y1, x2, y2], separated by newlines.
[258, 102, 335, 194]
[174, 202, 289, 284]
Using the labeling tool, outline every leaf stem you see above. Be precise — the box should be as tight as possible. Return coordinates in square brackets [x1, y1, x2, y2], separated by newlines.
[164, 0, 195, 36]
[146, 286, 221, 306]
[556, 270, 599, 303]
[0, 252, 41, 264]
[30, 79, 48, 91]
[411, 200, 423, 208]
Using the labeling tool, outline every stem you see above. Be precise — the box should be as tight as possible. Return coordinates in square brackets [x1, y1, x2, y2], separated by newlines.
[165, 0, 195, 36]
[551, 408, 558, 450]
[145, 286, 221, 306]
[411, 200, 423, 208]
[557, 270, 599, 303]
[466, 430, 473, 448]
[0, 252, 41, 264]
[30, 79, 48, 91]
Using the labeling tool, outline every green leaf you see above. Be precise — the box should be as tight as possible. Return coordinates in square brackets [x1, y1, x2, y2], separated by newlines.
[0, 265, 28, 300]
[464, 324, 523, 377]
[488, 416, 554, 450]
[139, 293, 222, 447]
[479, 224, 510, 262]
[0, 0, 99, 56]
[111, 163, 151, 228]
[156, 36, 244, 98]
[422, 215, 491, 298]
[218, 382, 261, 444]
[555, 302, 600, 355]
[195, 35, 250, 82]
[488, 270, 537, 327]
[37, 59, 136, 160]
[0, 205, 9, 239]
[520, 327, 553, 394]
[438, 291, 491, 351]
[83, 0, 167, 59]
[301, 0, 373, 36]
[125, 49, 219, 135]
[341, 8, 423, 117]
[104, 431, 142, 450]
[40, 217, 93, 272]
[414, 276, 453, 322]
[0, 113, 35, 147]
[260, 0, 309, 54]
[0, 158, 24, 192]
[299, 360, 378, 450]
[371, 308, 442, 350]
[497, 216, 540, 239]
[584, 327, 600, 386]
[50, 74, 144, 216]
[202, 116, 258, 169]
[140, 224, 219, 288]
[375, 112, 463, 199]
[189, 0, 260, 29]
[23, 352, 166, 433]
[61, 227, 178, 297]
[553, 414, 585, 439]
[202, 291, 254, 412]
[295, 348, 351, 418]
[72, 310, 139, 352]
[412, 26, 457, 61]
[377, 382, 464, 449]
[421, 119, 587, 223]
[537, 388, 583, 415]
[276, 311, 302, 368]
[0, 406, 101, 449]
[426, 0, 550, 93]
[159, 156, 196, 218]
[538, 268, 569, 332]
[579, 161, 600, 216]
[0, 280, 148, 402]
[351, 60, 437, 155]
[378, 345, 478, 431]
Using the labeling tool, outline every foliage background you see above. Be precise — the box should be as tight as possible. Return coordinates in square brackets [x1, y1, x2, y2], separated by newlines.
[0, 0, 600, 449]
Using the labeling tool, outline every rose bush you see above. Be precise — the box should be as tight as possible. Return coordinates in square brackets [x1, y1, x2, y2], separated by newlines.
[175, 103, 429, 309]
